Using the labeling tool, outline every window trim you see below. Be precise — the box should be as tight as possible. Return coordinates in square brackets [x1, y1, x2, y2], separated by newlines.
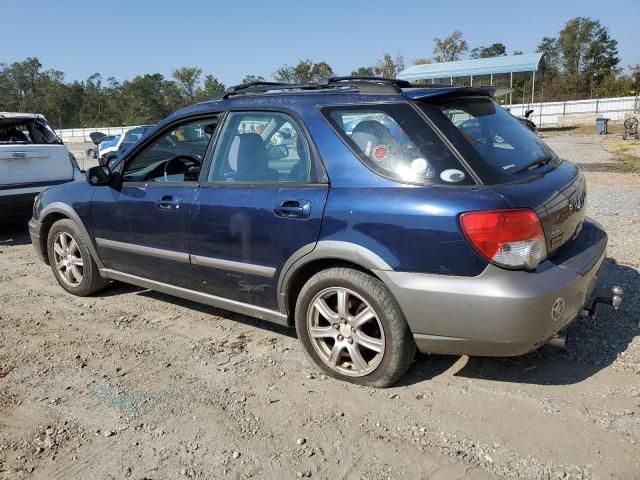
[200, 107, 328, 188]
[319, 102, 477, 187]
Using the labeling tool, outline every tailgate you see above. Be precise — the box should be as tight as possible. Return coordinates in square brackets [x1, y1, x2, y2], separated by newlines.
[490, 161, 587, 257]
[0, 145, 73, 186]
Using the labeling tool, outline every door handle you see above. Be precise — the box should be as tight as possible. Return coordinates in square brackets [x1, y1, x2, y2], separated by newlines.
[157, 195, 182, 210]
[274, 200, 311, 218]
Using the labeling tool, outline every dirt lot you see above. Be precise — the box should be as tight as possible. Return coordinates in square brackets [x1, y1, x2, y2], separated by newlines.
[1, 134, 639, 479]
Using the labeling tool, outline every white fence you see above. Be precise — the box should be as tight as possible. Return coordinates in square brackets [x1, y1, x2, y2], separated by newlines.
[507, 95, 640, 128]
[54, 125, 141, 144]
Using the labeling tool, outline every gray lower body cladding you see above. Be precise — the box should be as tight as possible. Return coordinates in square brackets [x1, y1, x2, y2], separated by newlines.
[375, 219, 607, 357]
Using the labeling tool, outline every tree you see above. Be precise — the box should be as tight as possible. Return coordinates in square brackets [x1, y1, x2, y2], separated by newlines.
[470, 43, 506, 59]
[433, 31, 468, 62]
[558, 17, 619, 81]
[413, 58, 431, 65]
[172, 67, 202, 102]
[350, 66, 375, 77]
[202, 75, 225, 97]
[273, 59, 334, 83]
[536, 37, 560, 73]
[374, 53, 405, 78]
[241, 74, 265, 84]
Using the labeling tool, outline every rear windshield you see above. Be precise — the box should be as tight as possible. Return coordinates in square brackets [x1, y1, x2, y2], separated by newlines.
[322, 104, 473, 185]
[418, 97, 560, 180]
[0, 117, 62, 145]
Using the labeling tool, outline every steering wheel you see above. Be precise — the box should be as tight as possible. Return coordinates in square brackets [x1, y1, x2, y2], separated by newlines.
[162, 154, 202, 182]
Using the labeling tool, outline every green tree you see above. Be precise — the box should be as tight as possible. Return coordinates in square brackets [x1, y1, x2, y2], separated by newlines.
[273, 59, 335, 83]
[350, 66, 375, 77]
[558, 17, 619, 81]
[241, 74, 265, 84]
[172, 67, 203, 103]
[374, 53, 405, 78]
[470, 43, 507, 59]
[432, 31, 468, 62]
[202, 75, 225, 97]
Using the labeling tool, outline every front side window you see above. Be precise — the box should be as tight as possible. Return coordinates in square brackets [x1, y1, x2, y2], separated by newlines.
[207, 111, 312, 183]
[122, 119, 217, 183]
[323, 104, 473, 185]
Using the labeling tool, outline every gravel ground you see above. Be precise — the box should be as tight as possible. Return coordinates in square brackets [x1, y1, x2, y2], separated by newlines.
[0, 133, 639, 479]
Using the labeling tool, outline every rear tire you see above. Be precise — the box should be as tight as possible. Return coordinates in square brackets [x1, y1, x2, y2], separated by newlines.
[47, 219, 109, 296]
[295, 267, 416, 387]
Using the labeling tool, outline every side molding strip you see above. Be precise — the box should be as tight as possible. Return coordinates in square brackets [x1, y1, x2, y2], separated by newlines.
[96, 238, 190, 263]
[101, 269, 288, 326]
[95, 238, 275, 277]
[191, 255, 275, 278]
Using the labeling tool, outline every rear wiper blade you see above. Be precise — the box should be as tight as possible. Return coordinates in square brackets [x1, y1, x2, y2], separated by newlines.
[513, 155, 554, 174]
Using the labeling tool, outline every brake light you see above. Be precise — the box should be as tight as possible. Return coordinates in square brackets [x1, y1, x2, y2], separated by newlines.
[460, 209, 547, 270]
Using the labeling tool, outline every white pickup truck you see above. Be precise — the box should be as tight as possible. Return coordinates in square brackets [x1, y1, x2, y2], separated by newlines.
[0, 113, 82, 221]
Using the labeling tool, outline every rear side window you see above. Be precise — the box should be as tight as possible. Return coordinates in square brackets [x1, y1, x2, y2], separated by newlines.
[323, 104, 473, 185]
[419, 97, 560, 180]
[0, 118, 61, 145]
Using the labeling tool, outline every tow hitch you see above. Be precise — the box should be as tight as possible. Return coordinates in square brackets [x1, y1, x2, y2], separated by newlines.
[581, 286, 624, 320]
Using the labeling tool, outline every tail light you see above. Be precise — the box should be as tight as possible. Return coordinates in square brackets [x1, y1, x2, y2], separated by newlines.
[459, 209, 547, 270]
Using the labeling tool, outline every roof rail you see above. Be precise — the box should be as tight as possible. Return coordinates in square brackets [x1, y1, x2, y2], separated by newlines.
[222, 81, 327, 99]
[221, 76, 414, 99]
[318, 76, 412, 89]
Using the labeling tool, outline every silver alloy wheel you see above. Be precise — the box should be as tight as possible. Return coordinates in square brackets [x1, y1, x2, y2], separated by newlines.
[307, 287, 385, 377]
[52, 231, 84, 287]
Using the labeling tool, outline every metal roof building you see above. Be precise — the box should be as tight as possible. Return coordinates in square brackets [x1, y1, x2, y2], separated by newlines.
[397, 53, 545, 104]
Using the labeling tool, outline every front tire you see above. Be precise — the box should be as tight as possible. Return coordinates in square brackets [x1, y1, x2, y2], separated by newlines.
[47, 219, 109, 296]
[295, 267, 416, 387]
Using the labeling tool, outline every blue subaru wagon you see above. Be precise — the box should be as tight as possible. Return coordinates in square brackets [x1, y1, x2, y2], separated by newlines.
[29, 77, 621, 387]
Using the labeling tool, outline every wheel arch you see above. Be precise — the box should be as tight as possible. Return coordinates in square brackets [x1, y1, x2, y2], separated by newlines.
[278, 241, 393, 325]
[38, 203, 105, 270]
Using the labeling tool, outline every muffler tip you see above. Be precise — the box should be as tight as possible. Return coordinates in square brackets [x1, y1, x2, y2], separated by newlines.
[546, 331, 568, 349]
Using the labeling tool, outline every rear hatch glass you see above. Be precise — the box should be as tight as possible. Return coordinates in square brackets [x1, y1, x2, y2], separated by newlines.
[417, 96, 585, 256]
[417, 97, 561, 184]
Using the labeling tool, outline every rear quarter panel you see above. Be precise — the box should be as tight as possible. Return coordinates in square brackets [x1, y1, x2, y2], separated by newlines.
[320, 185, 509, 276]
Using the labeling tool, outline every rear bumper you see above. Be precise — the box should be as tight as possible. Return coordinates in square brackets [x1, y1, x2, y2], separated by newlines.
[0, 192, 39, 220]
[0, 180, 74, 220]
[28, 217, 47, 263]
[375, 219, 608, 357]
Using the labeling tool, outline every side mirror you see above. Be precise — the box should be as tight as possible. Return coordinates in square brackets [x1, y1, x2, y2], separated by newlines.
[86, 165, 112, 186]
[267, 144, 289, 160]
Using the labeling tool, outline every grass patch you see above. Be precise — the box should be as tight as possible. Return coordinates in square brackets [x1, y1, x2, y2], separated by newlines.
[611, 153, 640, 174]
[602, 137, 640, 173]
[540, 122, 625, 136]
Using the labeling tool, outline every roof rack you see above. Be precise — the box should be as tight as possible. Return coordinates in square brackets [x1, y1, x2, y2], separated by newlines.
[222, 81, 325, 99]
[221, 76, 413, 99]
[317, 76, 412, 90]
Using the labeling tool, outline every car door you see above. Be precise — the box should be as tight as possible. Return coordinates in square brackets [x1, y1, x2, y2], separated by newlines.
[190, 110, 329, 311]
[92, 117, 218, 288]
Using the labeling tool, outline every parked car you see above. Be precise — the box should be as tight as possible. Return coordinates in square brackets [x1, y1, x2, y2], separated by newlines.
[99, 125, 154, 164]
[29, 78, 621, 387]
[0, 112, 82, 221]
[86, 132, 119, 159]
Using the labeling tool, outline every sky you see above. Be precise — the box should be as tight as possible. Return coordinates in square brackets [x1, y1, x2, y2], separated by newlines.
[1, 0, 639, 86]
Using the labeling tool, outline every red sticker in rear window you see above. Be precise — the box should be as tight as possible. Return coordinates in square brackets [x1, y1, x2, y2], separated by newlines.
[372, 144, 389, 161]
